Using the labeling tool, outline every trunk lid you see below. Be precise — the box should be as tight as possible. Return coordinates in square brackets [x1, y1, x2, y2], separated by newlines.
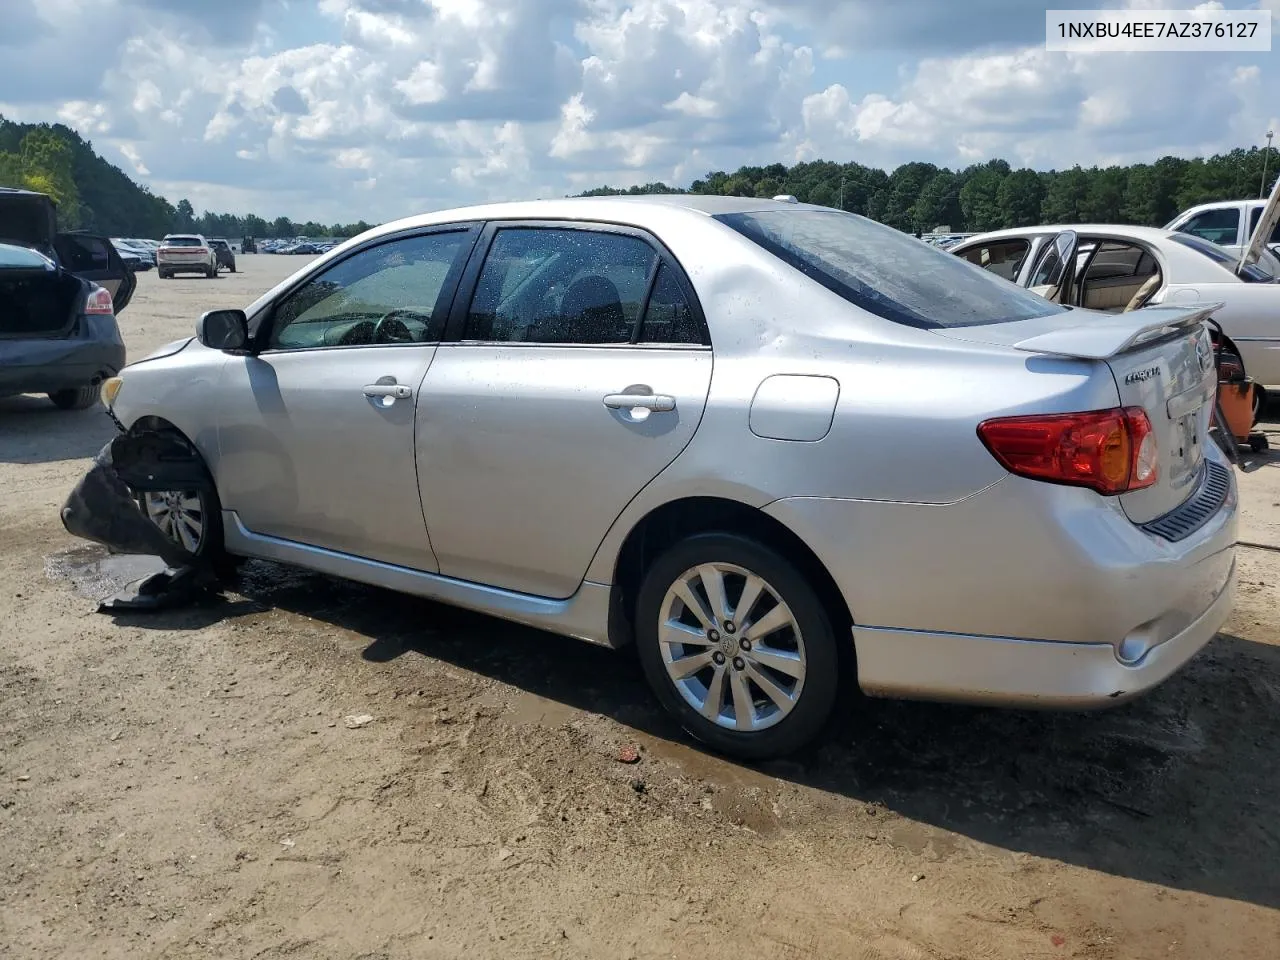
[938, 303, 1222, 524]
[0, 188, 58, 252]
[1238, 172, 1280, 274]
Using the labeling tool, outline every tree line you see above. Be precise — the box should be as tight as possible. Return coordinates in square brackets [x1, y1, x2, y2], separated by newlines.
[580, 148, 1277, 232]
[2, 115, 1275, 240]
[0, 118, 373, 240]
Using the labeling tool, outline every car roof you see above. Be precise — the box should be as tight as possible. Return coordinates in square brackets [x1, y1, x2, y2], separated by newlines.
[163, 233, 203, 239]
[357, 194, 822, 243]
[957, 224, 1179, 245]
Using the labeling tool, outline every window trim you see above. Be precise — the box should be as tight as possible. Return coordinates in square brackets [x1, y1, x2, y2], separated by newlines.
[441, 219, 711, 348]
[250, 222, 483, 354]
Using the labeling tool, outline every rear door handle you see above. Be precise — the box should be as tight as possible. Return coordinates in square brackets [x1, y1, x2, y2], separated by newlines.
[363, 383, 412, 400]
[603, 392, 676, 412]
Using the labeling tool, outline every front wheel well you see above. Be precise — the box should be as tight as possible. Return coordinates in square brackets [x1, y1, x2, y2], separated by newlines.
[608, 497, 854, 655]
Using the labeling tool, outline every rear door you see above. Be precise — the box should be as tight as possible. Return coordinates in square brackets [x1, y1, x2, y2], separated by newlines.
[53, 233, 136, 312]
[414, 221, 713, 599]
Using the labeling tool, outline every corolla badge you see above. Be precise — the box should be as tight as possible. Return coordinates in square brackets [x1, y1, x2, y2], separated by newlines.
[1124, 365, 1162, 385]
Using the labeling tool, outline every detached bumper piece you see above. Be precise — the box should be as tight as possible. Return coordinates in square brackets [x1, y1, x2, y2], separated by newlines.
[59, 437, 218, 612]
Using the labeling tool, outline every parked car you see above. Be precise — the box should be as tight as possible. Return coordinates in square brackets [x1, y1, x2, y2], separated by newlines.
[949, 180, 1280, 395]
[157, 234, 218, 278]
[97, 195, 1236, 759]
[208, 238, 237, 273]
[0, 188, 133, 409]
[1166, 197, 1280, 261]
[111, 239, 154, 271]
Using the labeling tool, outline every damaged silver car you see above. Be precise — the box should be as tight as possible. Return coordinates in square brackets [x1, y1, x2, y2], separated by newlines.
[62, 195, 1237, 760]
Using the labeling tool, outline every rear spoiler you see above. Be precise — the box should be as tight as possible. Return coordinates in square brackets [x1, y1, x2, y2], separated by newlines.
[1012, 302, 1223, 360]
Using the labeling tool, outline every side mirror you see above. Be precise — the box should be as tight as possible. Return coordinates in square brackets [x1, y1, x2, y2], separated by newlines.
[197, 308, 249, 352]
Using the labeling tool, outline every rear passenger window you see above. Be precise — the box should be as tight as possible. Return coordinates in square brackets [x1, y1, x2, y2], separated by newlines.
[639, 264, 703, 344]
[464, 228, 657, 344]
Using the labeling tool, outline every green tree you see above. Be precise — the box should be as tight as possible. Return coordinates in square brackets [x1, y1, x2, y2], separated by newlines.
[174, 198, 195, 231]
[1040, 167, 1089, 222]
[995, 168, 1044, 226]
[959, 165, 1004, 232]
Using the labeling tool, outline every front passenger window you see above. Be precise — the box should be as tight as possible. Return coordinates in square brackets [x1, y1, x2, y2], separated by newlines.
[269, 231, 466, 350]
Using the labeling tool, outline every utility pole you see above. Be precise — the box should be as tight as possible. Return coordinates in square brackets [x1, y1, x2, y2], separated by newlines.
[1261, 130, 1274, 199]
[838, 175, 845, 211]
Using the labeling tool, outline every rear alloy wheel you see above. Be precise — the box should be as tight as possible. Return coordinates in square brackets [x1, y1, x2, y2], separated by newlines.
[49, 385, 101, 410]
[635, 533, 840, 760]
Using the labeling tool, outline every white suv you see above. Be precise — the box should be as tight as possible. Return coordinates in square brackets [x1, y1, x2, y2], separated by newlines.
[157, 234, 217, 279]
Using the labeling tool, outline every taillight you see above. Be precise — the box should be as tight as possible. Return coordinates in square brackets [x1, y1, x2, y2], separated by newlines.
[85, 285, 115, 316]
[977, 407, 1158, 495]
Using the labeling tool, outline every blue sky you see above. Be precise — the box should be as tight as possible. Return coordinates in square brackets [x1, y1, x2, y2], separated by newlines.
[1, 0, 1276, 224]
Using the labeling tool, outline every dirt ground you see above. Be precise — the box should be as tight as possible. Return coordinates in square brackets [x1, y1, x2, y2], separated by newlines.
[2, 255, 1280, 960]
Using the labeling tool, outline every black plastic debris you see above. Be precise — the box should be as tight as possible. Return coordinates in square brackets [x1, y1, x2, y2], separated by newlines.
[60, 438, 219, 612]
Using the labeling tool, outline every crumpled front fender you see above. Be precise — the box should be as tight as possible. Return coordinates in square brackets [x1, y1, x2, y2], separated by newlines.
[60, 440, 198, 570]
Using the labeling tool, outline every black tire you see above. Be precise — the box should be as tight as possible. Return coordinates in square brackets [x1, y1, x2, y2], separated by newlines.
[206, 265, 216, 278]
[158, 270, 169, 279]
[49, 385, 101, 410]
[229, 263, 236, 273]
[634, 532, 841, 761]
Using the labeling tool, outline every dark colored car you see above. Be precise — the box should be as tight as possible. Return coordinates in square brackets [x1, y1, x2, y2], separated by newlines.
[209, 238, 237, 273]
[0, 188, 133, 410]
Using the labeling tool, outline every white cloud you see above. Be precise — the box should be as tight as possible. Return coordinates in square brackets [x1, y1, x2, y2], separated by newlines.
[0, 0, 1274, 222]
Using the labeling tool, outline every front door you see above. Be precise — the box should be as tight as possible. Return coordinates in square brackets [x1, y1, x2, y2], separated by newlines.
[213, 227, 476, 570]
[416, 223, 713, 598]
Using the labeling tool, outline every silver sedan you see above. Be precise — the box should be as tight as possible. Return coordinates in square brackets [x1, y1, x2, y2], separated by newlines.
[99, 196, 1238, 759]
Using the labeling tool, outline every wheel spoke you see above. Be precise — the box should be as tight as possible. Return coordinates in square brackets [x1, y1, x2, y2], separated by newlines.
[743, 603, 793, 642]
[745, 645, 804, 679]
[176, 516, 198, 552]
[660, 619, 714, 650]
[697, 564, 730, 622]
[745, 663, 796, 711]
[144, 497, 166, 519]
[673, 580, 715, 631]
[700, 667, 726, 721]
[734, 574, 765, 624]
[178, 493, 202, 513]
[667, 650, 714, 680]
[729, 670, 756, 730]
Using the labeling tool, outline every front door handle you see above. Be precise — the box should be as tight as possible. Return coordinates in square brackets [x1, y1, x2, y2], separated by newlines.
[603, 392, 676, 412]
[363, 382, 412, 400]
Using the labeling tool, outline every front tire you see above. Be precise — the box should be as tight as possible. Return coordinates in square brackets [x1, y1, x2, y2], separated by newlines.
[135, 459, 242, 581]
[49, 385, 101, 410]
[634, 532, 841, 761]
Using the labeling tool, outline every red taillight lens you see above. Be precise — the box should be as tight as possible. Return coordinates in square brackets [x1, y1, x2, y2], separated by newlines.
[978, 407, 1157, 495]
[85, 285, 114, 316]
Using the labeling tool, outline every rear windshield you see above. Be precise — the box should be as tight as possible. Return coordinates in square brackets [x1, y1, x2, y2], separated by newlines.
[164, 237, 203, 247]
[715, 209, 1066, 328]
[1170, 233, 1276, 283]
[0, 243, 54, 269]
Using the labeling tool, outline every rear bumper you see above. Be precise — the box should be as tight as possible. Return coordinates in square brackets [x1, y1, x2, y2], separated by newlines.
[763, 447, 1238, 708]
[0, 319, 126, 397]
[852, 555, 1235, 707]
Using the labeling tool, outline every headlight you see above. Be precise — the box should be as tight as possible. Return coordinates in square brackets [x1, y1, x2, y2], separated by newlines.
[101, 377, 123, 408]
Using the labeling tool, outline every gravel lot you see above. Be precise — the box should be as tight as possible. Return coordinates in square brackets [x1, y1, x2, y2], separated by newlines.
[2, 255, 1279, 960]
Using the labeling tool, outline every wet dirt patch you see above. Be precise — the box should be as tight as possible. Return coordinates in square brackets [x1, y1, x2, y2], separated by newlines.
[44, 543, 166, 599]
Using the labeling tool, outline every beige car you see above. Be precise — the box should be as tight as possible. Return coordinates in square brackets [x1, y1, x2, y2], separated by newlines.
[157, 234, 217, 279]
